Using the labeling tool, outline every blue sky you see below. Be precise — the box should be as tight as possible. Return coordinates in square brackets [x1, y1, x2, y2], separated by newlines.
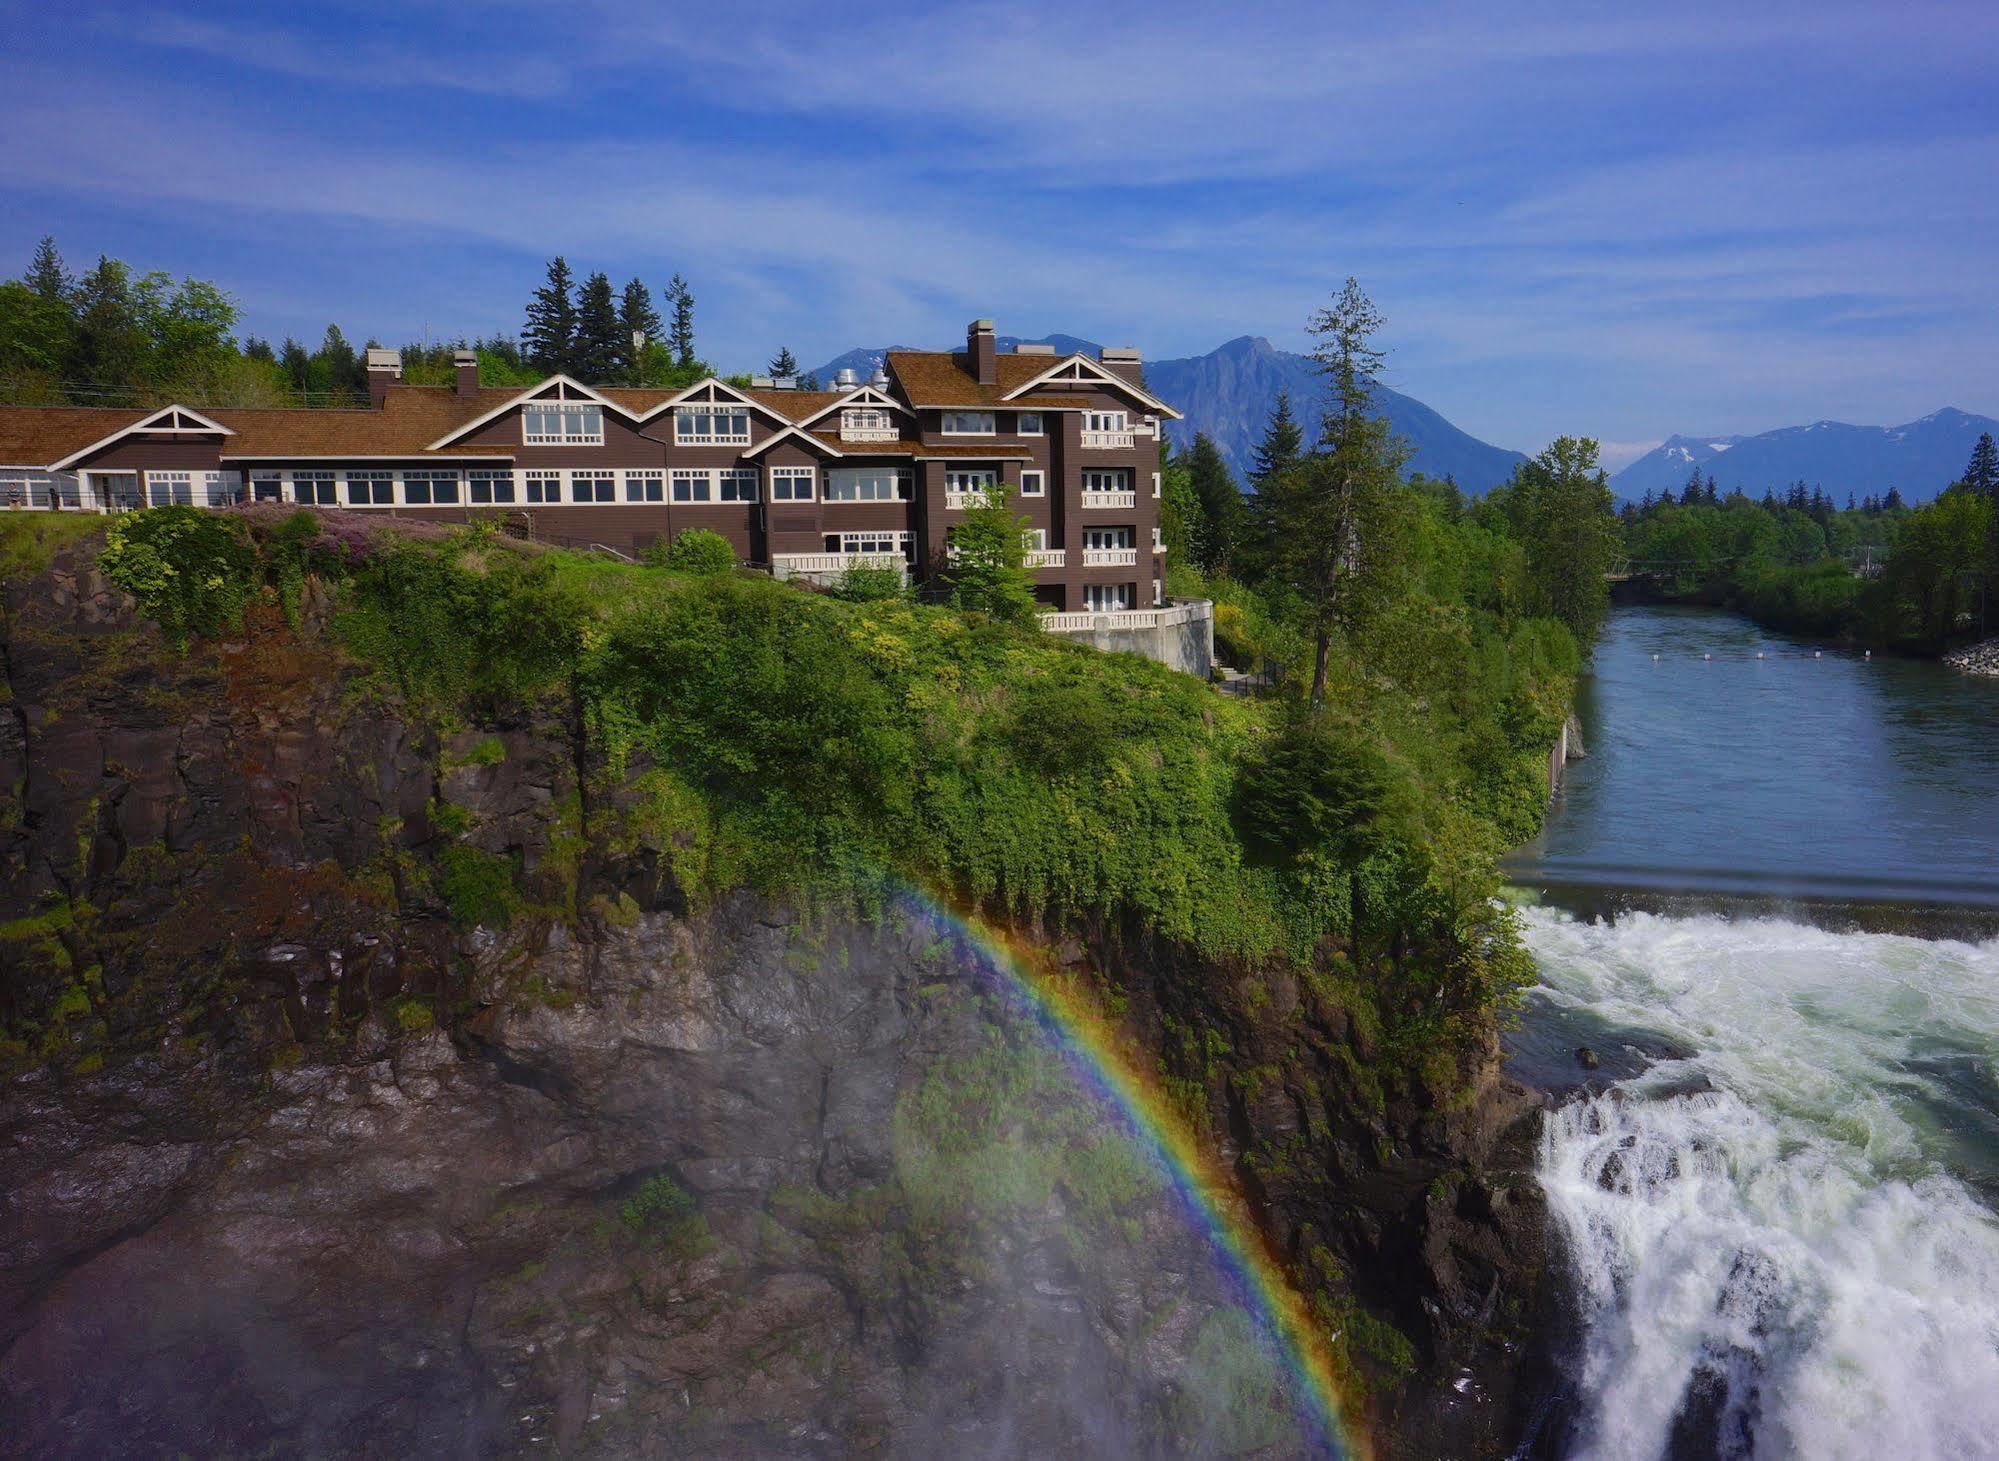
[2, 0, 1993, 468]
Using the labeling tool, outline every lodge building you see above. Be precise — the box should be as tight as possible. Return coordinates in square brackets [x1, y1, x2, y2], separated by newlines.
[0, 321, 1178, 615]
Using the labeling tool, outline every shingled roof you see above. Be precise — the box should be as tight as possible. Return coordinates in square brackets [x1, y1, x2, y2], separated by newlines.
[0, 408, 154, 468]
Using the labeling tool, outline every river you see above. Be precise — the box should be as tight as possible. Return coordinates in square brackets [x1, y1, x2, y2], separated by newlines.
[1504, 606, 1999, 1460]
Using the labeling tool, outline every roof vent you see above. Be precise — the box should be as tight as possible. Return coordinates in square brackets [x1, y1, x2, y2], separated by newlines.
[1013, 343, 1056, 356]
[364, 347, 401, 373]
[1100, 347, 1141, 364]
[870, 368, 890, 389]
[773, 375, 797, 390]
[835, 367, 859, 389]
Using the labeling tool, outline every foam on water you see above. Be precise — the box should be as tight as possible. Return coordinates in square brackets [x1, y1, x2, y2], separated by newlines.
[1522, 909, 1999, 1459]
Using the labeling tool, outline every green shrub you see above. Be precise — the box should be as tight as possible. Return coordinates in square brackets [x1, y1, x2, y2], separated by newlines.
[829, 562, 908, 603]
[649, 528, 736, 574]
[619, 1174, 714, 1262]
[390, 997, 435, 1033]
[97, 507, 258, 650]
[1235, 715, 1409, 869]
[436, 845, 518, 929]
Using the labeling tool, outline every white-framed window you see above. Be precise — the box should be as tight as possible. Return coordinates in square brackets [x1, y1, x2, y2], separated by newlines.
[825, 529, 912, 559]
[672, 469, 713, 503]
[1153, 578, 1163, 606]
[1152, 471, 1161, 499]
[1085, 410, 1127, 434]
[1020, 470, 1045, 496]
[719, 468, 758, 503]
[347, 470, 393, 506]
[770, 467, 814, 501]
[1023, 527, 1048, 551]
[1084, 527, 1135, 549]
[1152, 526, 1163, 549]
[825, 467, 911, 501]
[524, 470, 562, 504]
[1083, 469, 1131, 493]
[147, 470, 193, 507]
[841, 407, 894, 433]
[624, 469, 664, 503]
[291, 470, 336, 506]
[941, 411, 995, 435]
[250, 472, 283, 503]
[522, 402, 603, 445]
[1084, 583, 1134, 612]
[570, 470, 615, 503]
[1017, 412, 1044, 435]
[946, 469, 996, 492]
[404, 469, 460, 505]
[675, 405, 750, 444]
[469, 469, 516, 504]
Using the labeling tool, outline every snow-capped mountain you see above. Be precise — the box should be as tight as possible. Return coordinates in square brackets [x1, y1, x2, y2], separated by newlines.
[1612, 409, 1995, 502]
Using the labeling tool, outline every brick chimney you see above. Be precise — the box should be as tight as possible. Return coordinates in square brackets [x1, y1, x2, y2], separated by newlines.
[453, 348, 479, 398]
[365, 347, 401, 408]
[1099, 346, 1145, 388]
[968, 318, 997, 386]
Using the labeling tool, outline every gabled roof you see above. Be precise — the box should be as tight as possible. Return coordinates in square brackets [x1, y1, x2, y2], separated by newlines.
[0, 407, 152, 469]
[886, 349, 1180, 417]
[632, 377, 796, 426]
[740, 425, 846, 459]
[45, 404, 235, 470]
[790, 385, 913, 430]
[426, 375, 642, 450]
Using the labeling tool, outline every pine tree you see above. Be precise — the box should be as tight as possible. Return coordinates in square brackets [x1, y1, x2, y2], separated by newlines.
[25, 236, 70, 305]
[523, 257, 578, 374]
[768, 346, 798, 378]
[800, 371, 820, 391]
[1704, 472, 1719, 505]
[1640, 487, 1655, 512]
[618, 277, 662, 380]
[666, 274, 695, 367]
[1684, 465, 1703, 505]
[1962, 432, 1999, 497]
[1250, 391, 1304, 485]
[1884, 486, 1905, 511]
[1184, 433, 1247, 575]
[573, 271, 621, 382]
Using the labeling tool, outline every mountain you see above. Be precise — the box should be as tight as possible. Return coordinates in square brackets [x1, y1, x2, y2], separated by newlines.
[1612, 409, 1996, 503]
[1145, 336, 1527, 491]
[808, 333, 1528, 491]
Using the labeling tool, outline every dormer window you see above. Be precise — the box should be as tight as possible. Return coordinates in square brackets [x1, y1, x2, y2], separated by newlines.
[1084, 410, 1127, 434]
[941, 411, 995, 435]
[523, 402, 603, 445]
[676, 405, 751, 444]
[843, 408, 893, 432]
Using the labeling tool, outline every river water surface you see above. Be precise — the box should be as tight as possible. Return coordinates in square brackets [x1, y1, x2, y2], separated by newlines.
[1504, 607, 1999, 1460]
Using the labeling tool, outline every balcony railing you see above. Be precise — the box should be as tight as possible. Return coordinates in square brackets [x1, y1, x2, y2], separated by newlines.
[945, 489, 992, 510]
[772, 552, 909, 581]
[1081, 430, 1135, 450]
[1080, 489, 1137, 509]
[1082, 546, 1138, 567]
[1023, 549, 1066, 568]
[1040, 601, 1209, 634]
[839, 426, 901, 443]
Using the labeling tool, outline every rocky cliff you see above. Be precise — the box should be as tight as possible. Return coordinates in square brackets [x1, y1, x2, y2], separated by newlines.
[0, 539, 1551, 1457]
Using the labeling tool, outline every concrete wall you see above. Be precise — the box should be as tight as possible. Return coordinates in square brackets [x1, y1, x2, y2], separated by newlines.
[1044, 599, 1213, 678]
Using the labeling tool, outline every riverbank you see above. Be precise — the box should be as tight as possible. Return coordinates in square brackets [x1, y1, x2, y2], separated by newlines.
[1944, 633, 1999, 677]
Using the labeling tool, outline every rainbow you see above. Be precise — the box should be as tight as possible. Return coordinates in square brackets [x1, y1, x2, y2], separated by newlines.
[900, 890, 1363, 1459]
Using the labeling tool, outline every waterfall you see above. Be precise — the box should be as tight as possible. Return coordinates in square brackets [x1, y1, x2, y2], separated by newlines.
[1522, 909, 1999, 1459]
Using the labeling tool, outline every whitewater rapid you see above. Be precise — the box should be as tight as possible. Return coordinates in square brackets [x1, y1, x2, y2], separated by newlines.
[1522, 909, 1999, 1460]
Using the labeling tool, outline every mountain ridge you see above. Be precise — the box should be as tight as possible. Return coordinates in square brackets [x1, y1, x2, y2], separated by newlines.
[1612, 407, 1995, 502]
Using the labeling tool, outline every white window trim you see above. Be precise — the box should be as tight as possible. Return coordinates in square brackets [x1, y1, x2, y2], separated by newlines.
[523, 469, 564, 504]
[1019, 469, 1045, 496]
[623, 468, 665, 503]
[770, 466, 816, 502]
[521, 402, 605, 447]
[568, 468, 618, 504]
[824, 467, 913, 502]
[672, 468, 715, 503]
[940, 411, 997, 436]
[1017, 412, 1044, 436]
[718, 468, 759, 503]
[673, 405, 752, 446]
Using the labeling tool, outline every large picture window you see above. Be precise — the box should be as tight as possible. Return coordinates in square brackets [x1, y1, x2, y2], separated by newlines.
[824, 468, 911, 501]
[718, 469, 758, 503]
[469, 469, 516, 504]
[624, 469, 664, 503]
[672, 469, 713, 503]
[524, 470, 562, 504]
[941, 411, 995, 435]
[403, 470, 460, 505]
[1082, 469, 1131, 493]
[291, 471, 336, 505]
[522, 402, 604, 445]
[347, 470, 393, 506]
[572, 470, 616, 503]
[146, 471, 193, 506]
[675, 406, 750, 444]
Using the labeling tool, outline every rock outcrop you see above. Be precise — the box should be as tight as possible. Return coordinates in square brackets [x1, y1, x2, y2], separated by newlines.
[0, 542, 1549, 1457]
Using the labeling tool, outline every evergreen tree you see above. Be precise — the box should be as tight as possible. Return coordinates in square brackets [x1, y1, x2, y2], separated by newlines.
[573, 271, 621, 382]
[799, 371, 820, 391]
[1250, 390, 1304, 485]
[242, 337, 275, 364]
[523, 256, 578, 374]
[1184, 433, 1248, 575]
[71, 257, 145, 391]
[666, 274, 695, 367]
[1640, 487, 1655, 512]
[25, 236, 70, 306]
[1684, 465, 1703, 505]
[1962, 432, 1999, 497]
[279, 336, 310, 394]
[1885, 486, 1905, 511]
[1261, 278, 1409, 709]
[1704, 472, 1719, 505]
[1501, 437, 1620, 649]
[618, 277, 662, 380]
[768, 345, 798, 378]
[944, 482, 1037, 623]
[1760, 489, 1779, 511]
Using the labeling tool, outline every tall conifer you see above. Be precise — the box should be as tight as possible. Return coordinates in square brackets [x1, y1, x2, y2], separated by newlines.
[574, 271, 621, 382]
[523, 257, 578, 374]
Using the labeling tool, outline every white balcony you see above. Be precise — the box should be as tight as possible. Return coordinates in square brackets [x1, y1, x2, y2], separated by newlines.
[772, 552, 909, 582]
[1080, 430, 1135, 450]
[1082, 546, 1138, 567]
[945, 489, 992, 510]
[1023, 549, 1066, 568]
[1080, 490, 1137, 509]
[1040, 601, 1208, 634]
[839, 426, 901, 443]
